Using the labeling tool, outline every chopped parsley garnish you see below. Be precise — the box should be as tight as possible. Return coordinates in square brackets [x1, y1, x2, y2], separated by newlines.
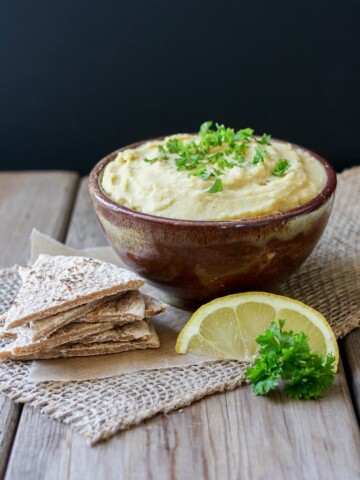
[272, 159, 290, 176]
[166, 138, 183, 154]
[253, 145, 267, 165]
[206, 178, 223, 193]
[256, 133, 272, 145]
[158, 145, 168, 161]
[144, 157, 158, 164]
[245, 320, 335, 399]
[143, 121, 288, 193]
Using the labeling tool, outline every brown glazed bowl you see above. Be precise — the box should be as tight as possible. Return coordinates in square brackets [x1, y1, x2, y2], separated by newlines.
[89, 139, 336, 308]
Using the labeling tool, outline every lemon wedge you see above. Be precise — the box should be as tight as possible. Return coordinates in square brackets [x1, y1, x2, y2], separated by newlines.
[176, 292, 338, 367]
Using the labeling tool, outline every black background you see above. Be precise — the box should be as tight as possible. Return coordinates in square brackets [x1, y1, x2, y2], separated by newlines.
[1, 0, 359, 174]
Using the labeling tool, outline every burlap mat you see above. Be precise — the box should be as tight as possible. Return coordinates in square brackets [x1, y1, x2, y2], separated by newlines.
[0, 167, 359, 445]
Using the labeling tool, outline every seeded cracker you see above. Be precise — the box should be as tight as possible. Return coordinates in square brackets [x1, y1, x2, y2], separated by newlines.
[82, 290, 146, 322]
[4, 254, 144, 329]
[71, 320, 151, 345]
[0, 322, 160, 360]
[78, 293, 166, 323]
[143, 295, 167, 317]
[26, 294, 122, 341]
[10, 322, 117, 356]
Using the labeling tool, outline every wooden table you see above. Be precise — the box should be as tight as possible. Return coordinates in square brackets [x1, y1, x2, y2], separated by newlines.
[0, 172, 359, 480]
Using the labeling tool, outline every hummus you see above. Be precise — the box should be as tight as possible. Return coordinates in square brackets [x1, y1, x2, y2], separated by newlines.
[101, 134, 327, 221]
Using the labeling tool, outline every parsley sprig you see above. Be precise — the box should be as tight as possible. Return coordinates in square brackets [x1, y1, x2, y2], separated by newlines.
[144, 122, 290, 193]
[245, 320, 336, 399]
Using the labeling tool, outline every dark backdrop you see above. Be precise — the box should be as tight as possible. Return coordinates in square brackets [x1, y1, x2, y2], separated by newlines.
[1, 0, 359, 174]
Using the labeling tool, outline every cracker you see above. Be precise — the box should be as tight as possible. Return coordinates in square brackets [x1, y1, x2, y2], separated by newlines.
[1, 323, 159, 360]
[73, 320, 151, 345]
[4, 254, 144, 329]
[10, 321, 116, 356]
[18, 265, 30, 282]
[0, 346, 12, 360]
[25, 294, 121, 341]
[82, 290, 145, 322]
[143, 295, 167, 317]
[0, 328, 16, 340]
[80, 292, 167, 323]
[72, 315, 137, 325]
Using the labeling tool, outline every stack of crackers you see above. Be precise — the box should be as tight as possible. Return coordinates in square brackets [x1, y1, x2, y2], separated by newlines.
[0, 254, 165, 360]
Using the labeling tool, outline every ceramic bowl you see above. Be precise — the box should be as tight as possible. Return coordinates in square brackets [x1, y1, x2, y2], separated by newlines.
[89, 139, 336, 307]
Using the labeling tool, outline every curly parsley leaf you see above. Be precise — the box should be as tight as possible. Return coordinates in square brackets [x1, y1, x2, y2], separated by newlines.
[245, 320, 336, 400]
[284, 353, 335, 400]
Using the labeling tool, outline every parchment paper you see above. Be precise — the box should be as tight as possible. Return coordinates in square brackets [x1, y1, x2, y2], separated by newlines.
[28, 230, 215, 382]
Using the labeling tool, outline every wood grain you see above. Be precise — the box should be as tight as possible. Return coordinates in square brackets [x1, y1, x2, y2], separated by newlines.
[65, 178, 106, 249]
[0, 172, 79, 479]
[344, 330, 360, 417]
[7, 363, 359, 480]
[3, 176, 360, 480]
[52, 361, 358, 480]
[0, 172, 79, 268]
[0, 398, 21, 479]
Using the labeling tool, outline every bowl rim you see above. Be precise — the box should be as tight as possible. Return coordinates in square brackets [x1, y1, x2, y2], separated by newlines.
[89, 136, 337, 228]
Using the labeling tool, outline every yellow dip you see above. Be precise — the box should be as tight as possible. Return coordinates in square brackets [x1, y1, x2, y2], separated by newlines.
[101, 134, 327, 221]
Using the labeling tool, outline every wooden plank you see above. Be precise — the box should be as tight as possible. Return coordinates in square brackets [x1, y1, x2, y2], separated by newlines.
[0, 172, 79, 268]
[5, 177, 360, 480]
[344, 330, 360, 417]
[4, 405, 72, 480]
[0, 171, 79, 479]
[0, 398, 21, 480]
[65, 178, 106, 249]
[60, 362, 359, 480]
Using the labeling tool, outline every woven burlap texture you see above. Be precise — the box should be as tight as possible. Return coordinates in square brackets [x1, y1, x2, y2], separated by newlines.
[0, 167, 359, 445]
